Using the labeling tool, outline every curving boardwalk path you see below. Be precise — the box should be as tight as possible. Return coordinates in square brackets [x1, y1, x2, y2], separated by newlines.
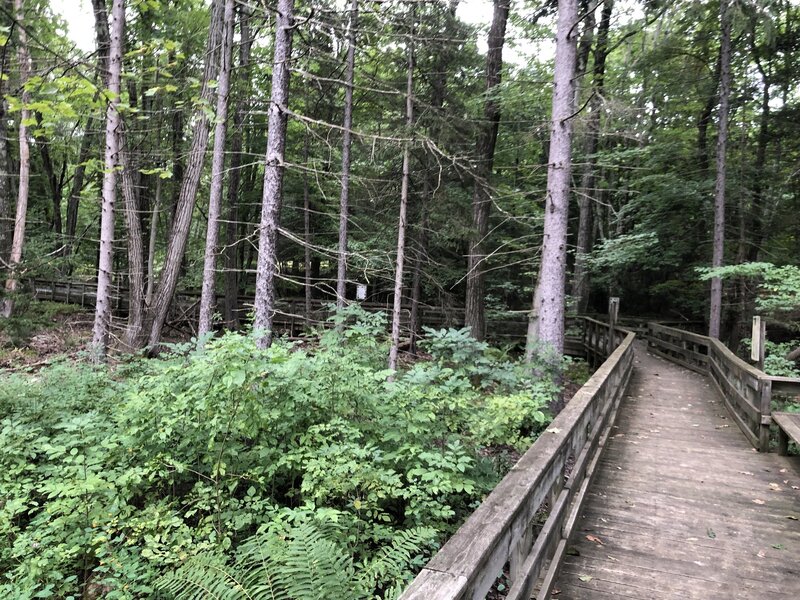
[553, 344, 800, 599]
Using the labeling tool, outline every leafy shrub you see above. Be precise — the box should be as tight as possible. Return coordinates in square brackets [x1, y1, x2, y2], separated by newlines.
[0, 321, 558, 598]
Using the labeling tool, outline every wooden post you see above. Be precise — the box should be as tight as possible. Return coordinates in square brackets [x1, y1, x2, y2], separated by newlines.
[758, 378, 772, 452]
[607, 297, 619, 356]
[751, 315, 766, 372]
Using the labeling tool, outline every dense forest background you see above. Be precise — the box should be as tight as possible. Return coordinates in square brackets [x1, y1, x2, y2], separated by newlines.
[0, 0, 797, 356]
[0, 0, 799, 597]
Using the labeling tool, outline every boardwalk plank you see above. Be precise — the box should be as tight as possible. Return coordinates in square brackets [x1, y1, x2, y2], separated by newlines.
[552, 344, 800, 599]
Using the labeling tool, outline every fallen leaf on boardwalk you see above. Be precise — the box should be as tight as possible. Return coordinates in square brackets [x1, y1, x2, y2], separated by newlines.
[786, 516, 798, 520]
[779, 468, 787, 473]
[757, 550, 766, 558]
[551, 589, 561, 596]
[715, 424, 730, 429]
[740, 471, 754, 476]
[546, 428, 561, 434]
[686, 537, 699, 542]
[707, 528, 716, 539]
[586, 535, 604, 545]
[792, 486, 799, 490]
[566, 546, 580, 556]
[578, 575, 593, 582]
[772, 544, 784, 550]
[768, 483, 781, 491]
[752, 498, 766, 505]
[607, 555, 618, 561]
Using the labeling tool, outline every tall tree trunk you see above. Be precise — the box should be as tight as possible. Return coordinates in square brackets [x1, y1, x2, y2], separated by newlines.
[335, 0, 358, 310]
[64, 0, 111, 262]
[0, 54, 11, 260]
[527, 0, 579, 355]
[198, 0, 235, 339]
[1, 0, 33, 318]
[464, 0, 510, 341]
[303, 133, 312, 320]
[142, 0, 223, 349]
[118, 128, 145, 349]
[709, 0, 732, 339]
[90, 0, 124, 355]
[223, 2, 253, 330]
[572, 0, 613, 314]
[697, 53, 722, 175]
[388, 26, 414, 372]
[253, 0, 295, 349]
[146, 176, 161, 305]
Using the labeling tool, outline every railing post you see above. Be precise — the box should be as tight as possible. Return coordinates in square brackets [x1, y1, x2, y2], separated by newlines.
[758, 378, 772, 452]
[607, 297, 619, 357]
[751, 316, 766, 372]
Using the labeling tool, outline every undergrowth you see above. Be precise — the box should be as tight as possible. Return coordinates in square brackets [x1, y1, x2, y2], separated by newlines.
[0, 307, 563, 598]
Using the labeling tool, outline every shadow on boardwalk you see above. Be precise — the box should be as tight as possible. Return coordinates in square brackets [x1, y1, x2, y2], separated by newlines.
[554, 343, 800, 599]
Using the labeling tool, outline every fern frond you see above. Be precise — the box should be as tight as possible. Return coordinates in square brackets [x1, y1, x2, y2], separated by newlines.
[156, 556, 251, 600]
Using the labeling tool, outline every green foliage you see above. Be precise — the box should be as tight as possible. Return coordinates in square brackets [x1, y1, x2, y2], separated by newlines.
[697, 263, 800, 329]
[0, 320, 556, 597]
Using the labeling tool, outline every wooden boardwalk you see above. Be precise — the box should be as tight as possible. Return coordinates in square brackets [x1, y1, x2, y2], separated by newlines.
[554, 344, 800, 599]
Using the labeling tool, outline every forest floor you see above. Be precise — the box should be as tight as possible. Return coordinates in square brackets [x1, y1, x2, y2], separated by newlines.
[0, 300, 93, 371]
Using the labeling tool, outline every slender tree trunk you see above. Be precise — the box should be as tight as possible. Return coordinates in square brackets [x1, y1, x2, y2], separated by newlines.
[388, 28, 414, 372]
[64, 0, 111, 262]
[527, 0, 579, 355]
[90, 0, 124, 355]
[223, 2, 253, 330]
[118, 128, 145, 349]
[335, 0, 358, 310]
[709, 0, 732, 339]
[146, 176, 161, 305]
[464, 0, 510, 341]
[253, 0, 295, 349]
[0, 76, 10, 261]
[573, 0, 613, 314]
[2, 0, 33, 318]
[198, 0, 235, 339]
[142, 0, 223, 349]
[697, 53, 722, 175]
[303, 133, 312, 320]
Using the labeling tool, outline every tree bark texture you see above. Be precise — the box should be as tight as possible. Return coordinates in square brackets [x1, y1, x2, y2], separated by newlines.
[709, 0, 732, 339]
[143, 0, 223, 349]
[388, 31, 414, 372]
[223, 2, 253, 330]
[198, 0, 235, 339]
[2, 0, 33, 318]
[573, 0, 613, 314]
[90, 0, 124, 354]
[529, 0, 579, 355]
[303, 133, 312, 320]
[464, 0, 510, 341]
[118, 128, 145, 349]
[336, 0, 358, 310]
[254, 0, 294, 349]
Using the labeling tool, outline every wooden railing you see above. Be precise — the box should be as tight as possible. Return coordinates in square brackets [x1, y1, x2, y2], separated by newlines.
[647, 323, 800, 451]
[400, 319, 636, 600]
[27, 278, 589, 350]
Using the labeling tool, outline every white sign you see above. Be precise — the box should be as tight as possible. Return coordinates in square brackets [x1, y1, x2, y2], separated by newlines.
[356, 284, 367, 301]
[751, 316, 762, 362]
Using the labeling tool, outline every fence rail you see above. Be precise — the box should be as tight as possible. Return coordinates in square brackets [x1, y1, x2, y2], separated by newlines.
[400, 319, 636, 600]
[647, 322, 800, 450]
[26, 278, 588, 350]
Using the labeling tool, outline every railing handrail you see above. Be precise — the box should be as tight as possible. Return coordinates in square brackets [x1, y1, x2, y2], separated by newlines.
[646, 322, 800, 450]
[400, 319, 636, 600]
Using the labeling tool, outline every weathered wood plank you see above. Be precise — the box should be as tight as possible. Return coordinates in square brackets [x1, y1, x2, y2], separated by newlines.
[553, 345, 800, 599]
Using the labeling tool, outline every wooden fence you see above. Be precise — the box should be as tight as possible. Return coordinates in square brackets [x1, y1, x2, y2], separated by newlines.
[399, 318, 636, 600]
[27, 278, 589, 351]
[647, 322, 800, 451]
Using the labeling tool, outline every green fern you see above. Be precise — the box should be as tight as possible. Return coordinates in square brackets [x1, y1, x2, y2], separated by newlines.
[357, 527, 438, 599]
[157, 523, 370, 600]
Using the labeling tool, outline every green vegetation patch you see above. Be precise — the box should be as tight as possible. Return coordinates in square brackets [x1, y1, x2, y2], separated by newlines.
[0, 309, 562, 598]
